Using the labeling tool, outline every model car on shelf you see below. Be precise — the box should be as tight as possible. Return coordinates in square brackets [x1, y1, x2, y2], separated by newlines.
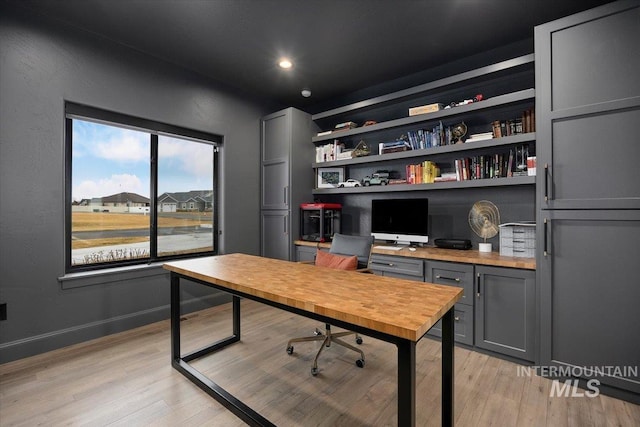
[362, 172, 389, 186]
[337, 179, 362, 188]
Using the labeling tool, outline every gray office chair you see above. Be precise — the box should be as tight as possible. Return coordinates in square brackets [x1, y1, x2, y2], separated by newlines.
[286, 233, 375, 376]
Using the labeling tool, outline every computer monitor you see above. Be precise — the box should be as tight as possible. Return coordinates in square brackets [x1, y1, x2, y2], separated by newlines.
[371, 197, 429, 245]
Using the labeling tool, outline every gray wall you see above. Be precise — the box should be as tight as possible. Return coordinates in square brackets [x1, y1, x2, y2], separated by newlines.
[0, 6, 276, 363]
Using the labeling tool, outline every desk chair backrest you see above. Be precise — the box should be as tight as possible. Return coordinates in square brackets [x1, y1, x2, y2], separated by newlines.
[329, 233, 374, 269]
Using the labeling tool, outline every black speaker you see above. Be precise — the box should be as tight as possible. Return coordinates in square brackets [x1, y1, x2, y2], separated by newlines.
[434, 238, 472, 250]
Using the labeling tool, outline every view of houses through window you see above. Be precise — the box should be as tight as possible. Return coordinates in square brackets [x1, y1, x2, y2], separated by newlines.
[67, 105, 218, 271]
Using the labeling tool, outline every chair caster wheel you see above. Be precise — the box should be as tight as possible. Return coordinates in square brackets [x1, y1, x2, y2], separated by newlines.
[286, 346, 294, 355]
[356, 337, 363, 345]
[311, 367, 319, 376]
[356, 359, 365, 368]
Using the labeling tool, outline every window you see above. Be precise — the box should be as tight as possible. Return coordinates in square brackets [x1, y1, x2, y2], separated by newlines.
[65, 103, 221, 272]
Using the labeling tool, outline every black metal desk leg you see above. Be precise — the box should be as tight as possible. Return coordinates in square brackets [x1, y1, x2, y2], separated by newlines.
[232, 295, 241, 338]
[170, 273, 181, 361]
[397, 339, 416, 426]
[441, 307, 455, 427]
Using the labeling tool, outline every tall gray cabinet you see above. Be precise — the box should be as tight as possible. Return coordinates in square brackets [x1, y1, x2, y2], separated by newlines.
[535, 0, 640, 401]
[261, 108, 316, 260]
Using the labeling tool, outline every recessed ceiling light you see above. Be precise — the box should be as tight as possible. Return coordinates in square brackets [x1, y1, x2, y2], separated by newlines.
[301, 88, 311, 98]
[278, 58, 293, 69]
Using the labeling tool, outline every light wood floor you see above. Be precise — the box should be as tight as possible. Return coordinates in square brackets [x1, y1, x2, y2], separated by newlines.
[1, 300, 638, 426]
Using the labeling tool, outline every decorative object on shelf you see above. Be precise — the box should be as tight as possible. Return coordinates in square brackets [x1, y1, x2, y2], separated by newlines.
[450, 122, 467, 144]
[334, 121, 357, 131]
[362, 171, 390, 186]
[444, 93, 483, 109]
[317, 167, 344, 188]
[352, 139, 371, 157]
[408, 103, 444, 116]
[469, 200, 500, 253]
[362, 120, 377, 126]
[337, 179, 361, 188]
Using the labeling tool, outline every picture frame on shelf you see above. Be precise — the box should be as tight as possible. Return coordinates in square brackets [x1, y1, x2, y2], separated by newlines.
[317, 167, 344, 188]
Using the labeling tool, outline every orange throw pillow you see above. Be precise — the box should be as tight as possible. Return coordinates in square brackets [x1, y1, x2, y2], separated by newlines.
[315, 249, 358, 270]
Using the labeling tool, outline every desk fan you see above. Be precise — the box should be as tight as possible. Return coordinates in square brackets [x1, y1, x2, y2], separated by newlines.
[469, 200, 500, 252]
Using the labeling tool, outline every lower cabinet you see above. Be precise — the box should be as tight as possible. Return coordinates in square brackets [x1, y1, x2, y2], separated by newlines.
[296, 245, 537, 362]
[475, 265, 536, 362]
[425, 261, 474, 346]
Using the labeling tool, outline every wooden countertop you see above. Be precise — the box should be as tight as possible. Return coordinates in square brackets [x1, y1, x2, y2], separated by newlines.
[164, 253, 462, 342]
[295, 240, 536, 270]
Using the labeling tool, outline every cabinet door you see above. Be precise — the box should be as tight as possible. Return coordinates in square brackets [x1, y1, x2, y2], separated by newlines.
[475, 266, 535, 362]
[295, 245, 317, 262]
[535, 1, 640, 210]
[262, 159, 289, 209]
[539, 210, 640, 394]
[261, 210, 290, 260]
[261, 110, 290, 210]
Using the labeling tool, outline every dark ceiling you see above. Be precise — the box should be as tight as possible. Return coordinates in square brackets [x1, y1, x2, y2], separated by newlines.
[6, 0, 615, 111]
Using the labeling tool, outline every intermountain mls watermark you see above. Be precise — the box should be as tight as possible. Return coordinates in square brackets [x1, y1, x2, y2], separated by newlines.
[517, 365, 638, 397]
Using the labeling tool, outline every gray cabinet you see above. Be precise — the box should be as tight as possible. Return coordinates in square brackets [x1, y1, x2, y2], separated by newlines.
[425, 261, 474, 346]
[535, 0, 640, 399]
[260, 108, 316, 260]
[369, 254, 424, 281]
[475, 266, 536, 362]
[538, 210, 640, 395]
[295, 245, 317, 262]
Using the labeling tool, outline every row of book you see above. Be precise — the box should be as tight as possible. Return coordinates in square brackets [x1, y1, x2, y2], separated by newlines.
[404, 121, 457, 150]
[492, 108, 535, 138]
[405, 161, 440, 184]
[315, 140, 347, 162]
[454, 145, 532, 181]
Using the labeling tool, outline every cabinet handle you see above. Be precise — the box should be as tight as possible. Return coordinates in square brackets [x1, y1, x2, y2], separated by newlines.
[284, 186, 288, 205]
[543, 218, 549, 257]
[436, 275, 460, 282]
[544, 163, 549, 202]
[454, 316, 460, 322]
[476, 273, 481, 297]
[284, 215, 288, 234]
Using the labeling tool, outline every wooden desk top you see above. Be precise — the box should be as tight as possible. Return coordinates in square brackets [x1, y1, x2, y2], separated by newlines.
[164, 253, 462, 342]
[295, 240, 536, 270]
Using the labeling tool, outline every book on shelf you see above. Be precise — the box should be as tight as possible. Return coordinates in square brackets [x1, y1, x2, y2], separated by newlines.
[465, 132, 494, 142]
[408, 103, 444, 116]
[405, 160, 438, 184]
[317, 130, 332, 137]
[453, 144, 530, 181]
[491, 108, 535, 138]
[315, 139, 345, 162]
[379, 139, 411, 154]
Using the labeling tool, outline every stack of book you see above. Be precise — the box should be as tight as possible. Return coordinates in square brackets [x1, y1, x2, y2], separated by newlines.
[379, 139, 411, 154]
[465, 132, 494, 143]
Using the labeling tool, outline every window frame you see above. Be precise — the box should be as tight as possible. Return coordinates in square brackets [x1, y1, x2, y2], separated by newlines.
[64, 102, 221, 273]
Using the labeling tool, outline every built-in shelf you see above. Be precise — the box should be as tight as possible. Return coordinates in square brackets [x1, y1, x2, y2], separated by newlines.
[312, 132, 535, 168]
[312, 54, 535, 122]
[312, 89, 535, 143]
[312, 175, 535, 195]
